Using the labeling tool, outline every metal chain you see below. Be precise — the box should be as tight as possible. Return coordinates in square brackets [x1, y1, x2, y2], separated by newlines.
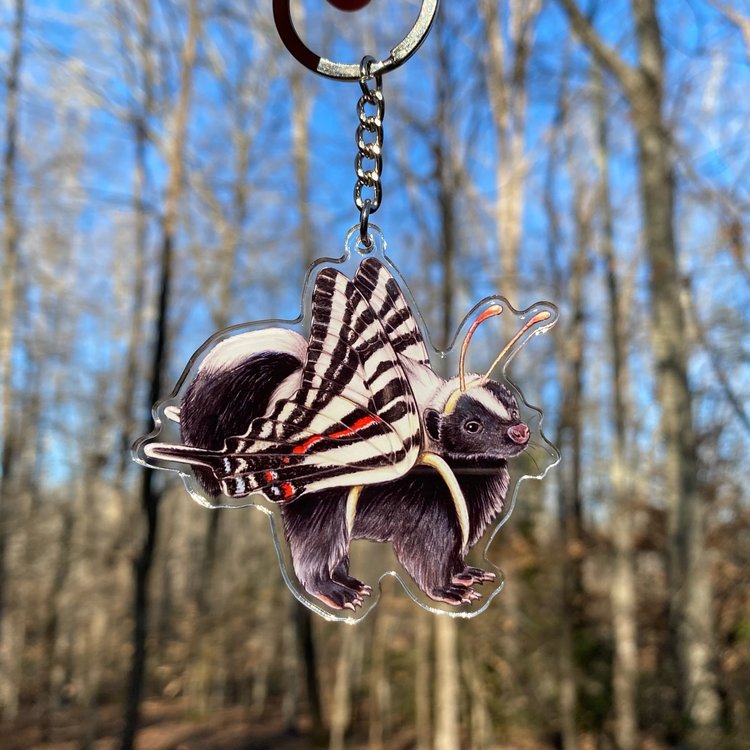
[354, 55, 384, 246]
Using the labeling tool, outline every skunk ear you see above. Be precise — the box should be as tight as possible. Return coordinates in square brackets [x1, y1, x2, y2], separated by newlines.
[424, 408, 442, 441]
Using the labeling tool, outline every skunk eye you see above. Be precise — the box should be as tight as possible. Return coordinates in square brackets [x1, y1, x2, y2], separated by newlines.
[510, 409, 519, 421]
[463, 420, 482, 434]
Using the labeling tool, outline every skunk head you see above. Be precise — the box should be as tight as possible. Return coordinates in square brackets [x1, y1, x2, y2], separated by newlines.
[424, 379, 529, 462]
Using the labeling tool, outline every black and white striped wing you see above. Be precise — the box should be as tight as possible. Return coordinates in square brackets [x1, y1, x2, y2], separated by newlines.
[353, 258, 430, 366]
[148, 266, 422, 502]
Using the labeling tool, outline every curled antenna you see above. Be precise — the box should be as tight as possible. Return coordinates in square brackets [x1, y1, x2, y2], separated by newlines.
[483, 310, 552, 383]
[459, 304, 503, 391]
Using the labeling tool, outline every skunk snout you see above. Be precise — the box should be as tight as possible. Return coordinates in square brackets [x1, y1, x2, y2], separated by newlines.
[508, 423, 529, 445]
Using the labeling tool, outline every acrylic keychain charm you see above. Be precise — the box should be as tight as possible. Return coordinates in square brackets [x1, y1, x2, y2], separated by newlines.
[134, 0, 559, 621]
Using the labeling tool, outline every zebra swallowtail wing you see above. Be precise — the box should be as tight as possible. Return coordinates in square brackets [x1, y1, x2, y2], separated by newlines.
[144, 258, 428, 501]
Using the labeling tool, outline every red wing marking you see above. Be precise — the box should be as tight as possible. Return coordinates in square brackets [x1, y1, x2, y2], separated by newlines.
[291, 416, 381, 455]
[280, 482, 295, 500]
[264, 470, 274, 482]
[292, 435, 324, 454]
[329, 415, 379, 439]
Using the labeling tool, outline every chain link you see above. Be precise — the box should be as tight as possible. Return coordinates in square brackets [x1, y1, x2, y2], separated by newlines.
[355, 56, 384, 246]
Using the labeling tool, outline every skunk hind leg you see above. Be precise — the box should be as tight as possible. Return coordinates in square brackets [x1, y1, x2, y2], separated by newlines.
[390, 517, 480, 606]
[281, 490, 368, 611]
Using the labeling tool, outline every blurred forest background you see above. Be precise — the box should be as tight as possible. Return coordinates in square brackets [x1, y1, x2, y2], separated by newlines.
[0, 0, 749, 749]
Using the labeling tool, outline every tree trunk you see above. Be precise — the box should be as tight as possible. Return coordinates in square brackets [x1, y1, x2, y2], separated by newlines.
[120, 2, 200, 747]
[462, 638, 492, 750]
[555, 226, 588, 750]
[0, 0, 25, 722]
[432, 19, 461, 750]
[40, 505, 75, 739]
[290, 58, 316, 270]
[121, 186, 171, 746]
[479, 0, 540, 301]
[189, 36, 257, 712]
[295, 604, 325, 741]
[368, 606, 390, 750]
[281, 599, 301, 731]
[593, 64, 639, 750]
[114, 0, 154, 483]
[434, 616, 461, 750]
[434, 22, 460, 750]
[557, 0, 721, 739]
[286, 6, 323, 733]
[328, 625, 355, 750]
[0, 0, 24, 636]
[552, 78, 592, 750]
[631, 1, 720, 737]
[414, 610, 432, 750]
[478, 6, 540, 696]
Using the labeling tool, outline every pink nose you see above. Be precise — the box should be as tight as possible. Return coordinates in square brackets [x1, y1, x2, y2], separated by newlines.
[508, 423, 529, 445]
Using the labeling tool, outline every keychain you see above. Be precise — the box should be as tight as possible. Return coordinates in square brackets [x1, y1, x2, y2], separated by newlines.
[134, 0, 559, 621]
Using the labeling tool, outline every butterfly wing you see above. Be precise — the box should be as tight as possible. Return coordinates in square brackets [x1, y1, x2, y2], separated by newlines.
[147, 266, 422, 501]
[353, 258, 431, 366]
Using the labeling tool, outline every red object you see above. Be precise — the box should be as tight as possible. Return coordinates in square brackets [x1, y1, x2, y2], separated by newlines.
[326, 0, 372, 11]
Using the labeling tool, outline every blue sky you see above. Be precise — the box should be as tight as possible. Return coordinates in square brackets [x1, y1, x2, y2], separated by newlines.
[2, 0, 748, 498]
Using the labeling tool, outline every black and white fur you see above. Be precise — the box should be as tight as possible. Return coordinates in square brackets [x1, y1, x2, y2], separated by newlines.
[171, 329, 530, 610]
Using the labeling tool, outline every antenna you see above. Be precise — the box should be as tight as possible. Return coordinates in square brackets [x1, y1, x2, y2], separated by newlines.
[444, 307, 553, 417]
[483, 310, 552, 382]
[459, 304, 503, 391]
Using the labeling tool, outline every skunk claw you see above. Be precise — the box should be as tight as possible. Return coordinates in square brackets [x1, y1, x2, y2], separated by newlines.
[430, 584, 482, 606]
[459, 566, 496, 585]
[310, 580, 366, 611]
[452, 573, 475, 588]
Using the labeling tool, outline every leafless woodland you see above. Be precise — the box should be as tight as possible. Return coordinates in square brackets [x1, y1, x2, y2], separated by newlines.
[0, 1, 749, 749]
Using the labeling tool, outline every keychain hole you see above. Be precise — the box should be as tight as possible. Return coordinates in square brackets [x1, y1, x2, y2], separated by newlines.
[345, 222, 384, 259]
[356, 235, 374, 254]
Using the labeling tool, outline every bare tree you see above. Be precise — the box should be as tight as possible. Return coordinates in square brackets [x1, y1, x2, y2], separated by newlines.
[554, 143, 593, 750]
[290, 0, 316, 271]
[287, 8, 324, 736]
[328, 625, 355, 750]
[121, 1, 201, 746]
[432, 16, 462, 750]
[414, 610, 432, 750]
[434, 616, 460, 750]
[479, 0, 541, 302]
[368, 606, 391, 750]
[114, 0, 155, 484]
[706, 1, 750, 57]
[558, 0, 722, 739]
[592, 64, 639, 750]
[0, 0, 25, 720]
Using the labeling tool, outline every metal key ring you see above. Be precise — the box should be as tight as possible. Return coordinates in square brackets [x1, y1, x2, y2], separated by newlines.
[273, 0, 440, 81]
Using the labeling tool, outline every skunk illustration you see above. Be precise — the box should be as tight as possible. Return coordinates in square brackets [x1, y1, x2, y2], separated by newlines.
[142, 258, 554, 611]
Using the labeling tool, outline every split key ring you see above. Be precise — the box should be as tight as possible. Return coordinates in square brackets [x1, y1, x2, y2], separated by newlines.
[273, 0, 440, 81]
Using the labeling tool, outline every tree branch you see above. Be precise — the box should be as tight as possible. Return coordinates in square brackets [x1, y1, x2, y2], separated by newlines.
[556, 0, 641, 98]
[706, 0, 750, 61]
